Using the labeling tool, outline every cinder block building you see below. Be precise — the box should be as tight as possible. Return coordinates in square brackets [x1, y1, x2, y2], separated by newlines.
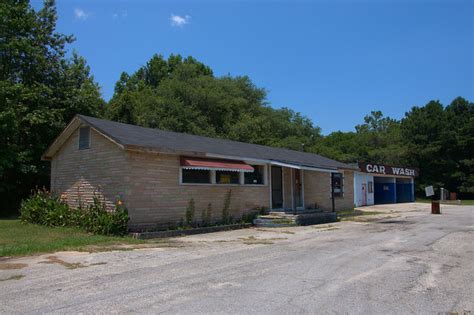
[43, 115, 359, 230]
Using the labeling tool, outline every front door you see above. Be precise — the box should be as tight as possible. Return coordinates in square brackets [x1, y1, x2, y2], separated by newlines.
[361, 183, 367, 206]
[294, 169, 303, 209]
[271, 166, 283, 209]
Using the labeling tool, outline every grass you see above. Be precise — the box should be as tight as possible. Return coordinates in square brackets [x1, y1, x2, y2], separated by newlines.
[336, 209, 385, 221]
[415, 198, 474, 205]
[0, 219, 144, 257]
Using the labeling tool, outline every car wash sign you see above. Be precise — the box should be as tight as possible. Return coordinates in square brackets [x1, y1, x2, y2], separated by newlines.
[358, 162, 419, 177]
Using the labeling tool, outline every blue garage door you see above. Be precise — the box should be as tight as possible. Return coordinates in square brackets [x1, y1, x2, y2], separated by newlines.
[374, 182, 396, 204]
[396, 183, 414, 202]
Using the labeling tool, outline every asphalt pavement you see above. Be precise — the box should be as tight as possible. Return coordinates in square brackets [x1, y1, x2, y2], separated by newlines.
[1, 203, 473, 314]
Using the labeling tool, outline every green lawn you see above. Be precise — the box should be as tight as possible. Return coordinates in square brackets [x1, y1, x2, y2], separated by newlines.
[415, 198, 474, 205]
[0, 219, 143, 257]
[336, 209, 385, 221]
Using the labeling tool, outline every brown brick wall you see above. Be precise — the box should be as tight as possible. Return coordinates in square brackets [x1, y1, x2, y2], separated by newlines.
[304, 170, 354, 211]
[50, 127, 353, 230]
[126, 151, 270, 230]
[51, 127, 129, 211]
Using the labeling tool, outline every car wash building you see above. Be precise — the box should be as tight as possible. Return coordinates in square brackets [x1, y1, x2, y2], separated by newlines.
[354, 162, 418, 206]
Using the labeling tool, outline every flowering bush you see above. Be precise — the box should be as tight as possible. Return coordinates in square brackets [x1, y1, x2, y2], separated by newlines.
[20, 189, 129, 236]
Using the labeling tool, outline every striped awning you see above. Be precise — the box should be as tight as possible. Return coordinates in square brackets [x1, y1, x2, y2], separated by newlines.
[180, 157, 254, 172]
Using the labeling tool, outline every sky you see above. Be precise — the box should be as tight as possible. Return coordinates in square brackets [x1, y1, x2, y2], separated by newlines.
[33, 0, 473, 134]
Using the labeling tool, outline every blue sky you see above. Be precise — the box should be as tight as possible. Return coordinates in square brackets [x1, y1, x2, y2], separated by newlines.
[33, 0, 473, 134]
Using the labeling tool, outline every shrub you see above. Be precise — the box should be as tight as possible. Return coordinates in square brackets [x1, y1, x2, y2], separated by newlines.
[20, 189, 70, 227]
[239, 211, 259, 224]
[185, 198, 195, 226]
[20, 189, 129, 236]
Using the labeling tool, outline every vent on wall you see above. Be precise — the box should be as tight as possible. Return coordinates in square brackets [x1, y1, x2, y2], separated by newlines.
[79, 126, 90, 150]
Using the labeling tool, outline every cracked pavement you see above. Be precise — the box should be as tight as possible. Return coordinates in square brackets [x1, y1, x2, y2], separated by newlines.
[0, 203, 473, 314]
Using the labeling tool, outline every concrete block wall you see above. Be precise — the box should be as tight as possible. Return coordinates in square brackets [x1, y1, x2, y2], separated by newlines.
[50, 126, 354, 230]
[303, 170, 355, 211]
[51, 127, 129, 211]
[126, 151, 270, 230]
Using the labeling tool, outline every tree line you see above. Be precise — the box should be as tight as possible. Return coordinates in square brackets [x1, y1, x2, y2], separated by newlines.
[1, 0, 472, 213]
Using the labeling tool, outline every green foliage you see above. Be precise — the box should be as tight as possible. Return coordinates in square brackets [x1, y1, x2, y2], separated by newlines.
[239, 211, 259, 224]
[203, 203, 212, 226]
[222, 190, 232, 224]
[19, 189, 70, 227]
[313, 99, 473, 197]
[0, 0, 105, 213]
[185, 198, 195, 226]
[401, 98, 474, 196]
[106, 54, 321, 149]
[20, 190, 129, 236]
[79, 196, 129, 236]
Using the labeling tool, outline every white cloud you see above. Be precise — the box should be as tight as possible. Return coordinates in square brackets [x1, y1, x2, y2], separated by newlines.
[74, 8, 89, 20]
[170, 14, 190, 27]
[113, 10, 128, 19]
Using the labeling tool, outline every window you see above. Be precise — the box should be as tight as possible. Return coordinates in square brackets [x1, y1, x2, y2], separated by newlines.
[79, 126, 90, 150]
[331, 173, 343, 197]
[182, 169, 211, 184]
[368, 181, 373, 193]
[216, 171, 239, 184]
[244, 165, 264, 185]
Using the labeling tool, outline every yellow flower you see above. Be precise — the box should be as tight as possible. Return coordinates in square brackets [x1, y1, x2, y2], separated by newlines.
[117, 200, 123, 205]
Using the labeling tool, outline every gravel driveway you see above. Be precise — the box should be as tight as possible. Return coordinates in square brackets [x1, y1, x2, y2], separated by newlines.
[1, 203, 473, 314]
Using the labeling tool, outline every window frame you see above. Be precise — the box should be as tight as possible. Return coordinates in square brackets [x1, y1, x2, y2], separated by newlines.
[243, 164, 265, 185]
[180, 168, 212, 185]
[368, 181, 374, 193]
[78, 126, 91, 150]
[179, 163, 268, 186]
[331, 172, 344, 198]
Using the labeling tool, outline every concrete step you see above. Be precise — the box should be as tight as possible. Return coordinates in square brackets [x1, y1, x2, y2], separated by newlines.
[253, 211, 337, 227]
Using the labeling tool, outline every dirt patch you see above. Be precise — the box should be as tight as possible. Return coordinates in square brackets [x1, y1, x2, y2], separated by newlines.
[312, 225, 339, 231]
[239, 236, 287, 245]
[39, 256, 87, 269]
[82, 241, 186, 253]
[255, 229, 295, 234]
[0, 263, 28, 270]
[0, 275, 25, 281]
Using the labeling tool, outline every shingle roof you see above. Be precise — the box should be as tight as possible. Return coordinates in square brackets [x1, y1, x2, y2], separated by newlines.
[75, 115, 356, 170]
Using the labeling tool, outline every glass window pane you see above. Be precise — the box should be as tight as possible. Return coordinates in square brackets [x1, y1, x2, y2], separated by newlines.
[244, 165, 264, 185]
[182, 169, 210, 184]
[79, 127, 90, 150]
[216, 171, 239, 184]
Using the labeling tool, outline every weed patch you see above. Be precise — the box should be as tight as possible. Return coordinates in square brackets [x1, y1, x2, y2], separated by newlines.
[0, 275, 24, 281]
[0, 263, 28, 270]
[239, 235, 286, 245]
[39, 256, 87, 269]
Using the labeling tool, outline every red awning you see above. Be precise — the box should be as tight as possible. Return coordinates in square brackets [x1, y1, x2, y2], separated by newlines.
[180, 157, 254, 172]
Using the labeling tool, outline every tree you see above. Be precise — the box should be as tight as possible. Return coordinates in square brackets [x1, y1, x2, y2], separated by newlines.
[107, 54, 321, 149]
[0, 0, 105, 213]
[401, 98, 473, 196]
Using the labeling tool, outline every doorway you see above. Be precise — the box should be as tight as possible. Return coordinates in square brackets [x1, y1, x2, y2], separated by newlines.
[294, 169, 303, 209]
[271, 166, 283, 209]
[361, 183, 367, 206]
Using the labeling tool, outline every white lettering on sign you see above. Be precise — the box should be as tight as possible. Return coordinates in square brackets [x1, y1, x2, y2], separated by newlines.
[365, 164, 386, 174]
[392, 167, 415, 176]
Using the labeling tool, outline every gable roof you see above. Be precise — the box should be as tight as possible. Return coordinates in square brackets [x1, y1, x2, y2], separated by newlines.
[43, 114, 357, 171]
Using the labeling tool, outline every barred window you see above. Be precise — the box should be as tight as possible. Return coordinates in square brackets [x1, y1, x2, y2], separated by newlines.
[332, 173, 343, 197]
